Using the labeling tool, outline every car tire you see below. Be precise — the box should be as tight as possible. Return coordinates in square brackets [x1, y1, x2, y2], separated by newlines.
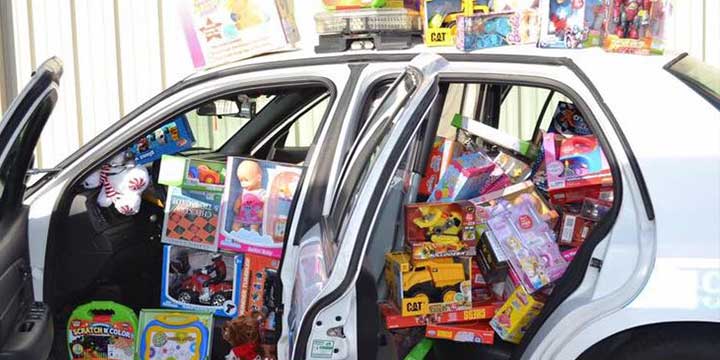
[406, 282, 440, 303]
[177, 290, 195, 304]
[211, 293, 228, 306]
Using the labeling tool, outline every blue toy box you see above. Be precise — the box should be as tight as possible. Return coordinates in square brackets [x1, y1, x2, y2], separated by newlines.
[129, 115, 195, 165]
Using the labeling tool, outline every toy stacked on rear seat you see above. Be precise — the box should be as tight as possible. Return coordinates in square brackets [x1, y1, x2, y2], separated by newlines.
[382, 102, 614, 356]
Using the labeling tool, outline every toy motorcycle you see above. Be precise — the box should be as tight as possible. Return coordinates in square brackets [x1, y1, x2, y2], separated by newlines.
[173, 268, 234, 306]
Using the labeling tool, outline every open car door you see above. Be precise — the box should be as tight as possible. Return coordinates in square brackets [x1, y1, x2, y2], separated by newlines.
[280, 53, 447, 360]
[0, 58, 62, 359]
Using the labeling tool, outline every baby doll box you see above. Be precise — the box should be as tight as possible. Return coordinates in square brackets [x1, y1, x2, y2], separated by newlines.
[456, 9, 539, 51]
[404, 201, 478, 259]
[178, 0, 299, 69]
[160, 245, 244, 318]
[158, 155, 227, 192]
[66, 301, 137, 360]
[161, 186, 222, 252]
[603, 0, 670, 55]
[218, 157, 303, 258]
[137, 309, 213, 360]
[128, 115, 195, 165]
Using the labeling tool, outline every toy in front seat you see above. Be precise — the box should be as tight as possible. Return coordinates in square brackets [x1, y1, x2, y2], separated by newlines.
[82, 152, 150, 216]
[233, 160, 266, 233]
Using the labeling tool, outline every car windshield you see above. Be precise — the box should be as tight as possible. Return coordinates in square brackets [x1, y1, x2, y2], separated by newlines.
[666, 54, 720, 110]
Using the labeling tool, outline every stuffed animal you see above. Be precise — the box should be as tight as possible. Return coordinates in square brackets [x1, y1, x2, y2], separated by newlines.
[83, 152, 150, 216]
[222, 313, 262, 360]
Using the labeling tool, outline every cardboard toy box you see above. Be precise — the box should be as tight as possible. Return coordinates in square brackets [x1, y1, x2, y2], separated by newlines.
[419, 137, 462, 197]
[218, 157, 303, 258]
[543, 132, 613, 205]
[422, 0, 491, 46]
[428, 152, 501, 202]
[405, 201, 478, 259]
[162, 186, 222, 252]
[158, 155, 227, 192]
[425, 321, 495, 344]
[128, 115, 195, 165]
[475, 231, 509, 284]
[490, 285, 544, 344]
[160, 245, 243, 318]
[456, 9, 539, 51]
[603, 0, 670, 55]
[239, 253, 281, 331]
[137, 309, 213, 360]
[178, 0, 299, 68]
[67, 301, 137, 360]
[558, 213, 595, 247]
[385, 252, 472, 317]
[380, 301, 496, 329]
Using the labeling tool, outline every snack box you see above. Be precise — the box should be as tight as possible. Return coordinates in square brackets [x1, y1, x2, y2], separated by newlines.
[487, 200, 568, 293]
[422, 0, 491, 46]
[178, 0, 299, 68]
[548, 101, 592, 136]
[160, 246, 243, 318]
[380, 301, 496, 329]
[490, 285, 544, 344]
[218, 157, 303, 258]
[603, 0, 670, 55]
[456, 9, 539, 51]
[162, 187, 222, 252]
[385, 252, 472, 317]
[475, 231, 509, 284]
[240, 253, 281, 331]
[67, 301, 137, 360]
[558, 213, 595, 247]
[428, 152, 500, 202]
[137, 309, 212, 360]
[543, 132, 613, 205]
[425, 321, 495, 344]
[158, 155, 227, 192]
[419, 137, 462, 197]
[128, 115, 195, 165]
[405, 201, 478, 259]
[470, 180, 559, 233]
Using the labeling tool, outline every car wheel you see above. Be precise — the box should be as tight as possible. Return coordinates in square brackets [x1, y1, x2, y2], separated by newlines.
[406, 282, 440, 303]
[211, 293, 227, 306]
[177, 290, 195, 304]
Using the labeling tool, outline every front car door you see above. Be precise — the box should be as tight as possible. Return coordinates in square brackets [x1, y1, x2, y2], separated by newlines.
[0, 57, 62, 359]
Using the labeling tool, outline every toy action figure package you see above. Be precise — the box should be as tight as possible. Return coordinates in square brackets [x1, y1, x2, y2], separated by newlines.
[385, 251, 472, 317]
[582, 0, 608, 47]
[160, 245, 243, 317]
[137, 309, 213, 360]
[178, 0, 298, 68]
[405, 201, 478, 259]
[538, 0, 592, 48]
[380, 300, 496, 329]
[425, 320, 495, 344]
[419, 136, 462, 197]
[456, 9, 539, 51]
[239, 253, 281, 332]
[603, 0, 670, 55]
[548, 101, 593, 136]
[128, 115, 195, 165]
[67, 301, 137, 360]
[162, 186, 222, 252]
[158, 155, 227, 192]
[490, 285, 544, 343]
[428, 152, 501, 202]
[543, 132, 613, 205]
[422, 0, 491, 46]
[218, 157, 303, 258]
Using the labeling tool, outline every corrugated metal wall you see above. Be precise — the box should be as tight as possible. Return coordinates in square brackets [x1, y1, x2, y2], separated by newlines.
[0, 0, 717, 167]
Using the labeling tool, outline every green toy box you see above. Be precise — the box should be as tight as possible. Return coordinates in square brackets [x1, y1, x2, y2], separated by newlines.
[158, 155, 227, 192]
[66, 301, 138, 360]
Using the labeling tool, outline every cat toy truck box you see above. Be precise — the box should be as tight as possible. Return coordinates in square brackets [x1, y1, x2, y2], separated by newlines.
[422, 0, 490, 46]
[405, 201, 478, 259]
[385, 252, 472, 317]
[380, 301, 496, 329]
[158, 155, 227, 192]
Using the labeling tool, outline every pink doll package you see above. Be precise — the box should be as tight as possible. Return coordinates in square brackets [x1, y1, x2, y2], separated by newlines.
[487, 200, 567, 293]
[218, 157, 302, 258]
[428, 152, 506, 202]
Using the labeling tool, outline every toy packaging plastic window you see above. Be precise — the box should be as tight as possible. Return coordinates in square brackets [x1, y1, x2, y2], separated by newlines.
[137, 309, 213, 360]
[160, 245, 243, 318]
[538, 0, 594, 48]
[128, 115, 195, 165]
[158, 155, 227, 192]
[218, 157, 303, 258]
[67, 301, 137, 360]
[456, 9, 539, 51]
[603, 0, 669, 55]
[404, 201, 478, 259]
[428, 152, 501, 202]
[161, 187, 222, 252]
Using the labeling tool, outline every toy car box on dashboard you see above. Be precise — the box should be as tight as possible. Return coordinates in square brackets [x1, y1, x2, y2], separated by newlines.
[162, 187, 222, 252]
[128, 115, 195, 165]
[405, 201, 478, 259]
[490, 285, 544, 344]
[137, 309, 212, 360]
[66, 301, 137, 360]
[385, 251, 472, 317]
[603, 0, 670, 55]
[160, 245, 243, 318]
[178, 0, 299, 68]
[456, 9, 539, 51]
[158, 155, 227, 192]
[217, 157, 303, 258]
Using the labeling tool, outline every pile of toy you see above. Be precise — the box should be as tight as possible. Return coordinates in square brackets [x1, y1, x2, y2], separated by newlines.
[73, 115, 302, 359]
[313, 0, 671, 55]
[380, 101, 613, 357]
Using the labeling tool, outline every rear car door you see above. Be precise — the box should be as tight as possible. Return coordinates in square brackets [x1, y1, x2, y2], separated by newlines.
[279, 53, 447, 360]
[0, 57, 61, 359]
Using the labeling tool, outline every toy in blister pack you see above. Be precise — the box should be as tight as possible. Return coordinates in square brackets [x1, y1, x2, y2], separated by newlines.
[419, 137, 462, 197]
[422, 0, 491, 46]
[240, 253, 281, 332]
[128, 116, 195, 165]
[425, 320, 495, 344]
[66, 301, 137, 360]
[538, 0, 591, 48]
[456, 9, 539, 50]
[405, 201, 478, 259]
[428, 152, 500, 202]
[487, 200, 568, 293]
[490, 285, 544, 343]
[160, 246, 243, 317]
[137, 309, 212, 360]
[583, 0, 608, 47]
[158, 155, 227, 192]
[603, 0, 669, 55]
[218, 157, 302, 258]
[162, 187, 222, 252]
[548, 101, 592, 136]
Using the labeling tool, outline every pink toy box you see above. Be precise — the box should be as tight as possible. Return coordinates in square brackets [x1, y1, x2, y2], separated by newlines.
[218, 157, 302, 258]
[428, 152, 504, 202]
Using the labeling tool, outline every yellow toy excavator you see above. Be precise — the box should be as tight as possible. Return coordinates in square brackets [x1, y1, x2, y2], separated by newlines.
[412, 206, 464, 245]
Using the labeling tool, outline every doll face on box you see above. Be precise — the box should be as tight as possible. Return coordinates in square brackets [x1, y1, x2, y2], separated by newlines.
[236, 160, 263, 190]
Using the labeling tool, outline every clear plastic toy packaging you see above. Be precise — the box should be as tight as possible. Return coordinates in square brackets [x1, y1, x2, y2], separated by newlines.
[128, 115, 195, 165]
[603, 0, 670, 55]
[457, 9, 539, 50]
[538, 0, 592, 48]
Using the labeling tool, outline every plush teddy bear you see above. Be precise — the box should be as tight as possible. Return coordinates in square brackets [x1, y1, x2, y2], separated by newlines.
[83, 152, 150, 216]
[222, 313, 262, 360]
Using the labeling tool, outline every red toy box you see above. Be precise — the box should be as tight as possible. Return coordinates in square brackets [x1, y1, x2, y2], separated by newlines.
[558, 213, 595, 247]
[380, 301, 497, 330]
[240, 253, 280, 330]
[419, 137, 462, 197]
[405, 201, 478, 259]
[425, 321, 495, 344]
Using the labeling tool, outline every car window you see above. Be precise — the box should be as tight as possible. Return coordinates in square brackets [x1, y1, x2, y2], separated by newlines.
[283, 96, 330, 148]
[666, 54, 720, 110]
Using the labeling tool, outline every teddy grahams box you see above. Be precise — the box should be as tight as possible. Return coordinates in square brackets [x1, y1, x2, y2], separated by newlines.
[179, 0, 299, 68]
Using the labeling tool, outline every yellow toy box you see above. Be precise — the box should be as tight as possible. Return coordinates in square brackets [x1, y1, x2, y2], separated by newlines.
[385, 252, 472, 317]
[489, 285, 544, 344]
[422, 0, 490, 46]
